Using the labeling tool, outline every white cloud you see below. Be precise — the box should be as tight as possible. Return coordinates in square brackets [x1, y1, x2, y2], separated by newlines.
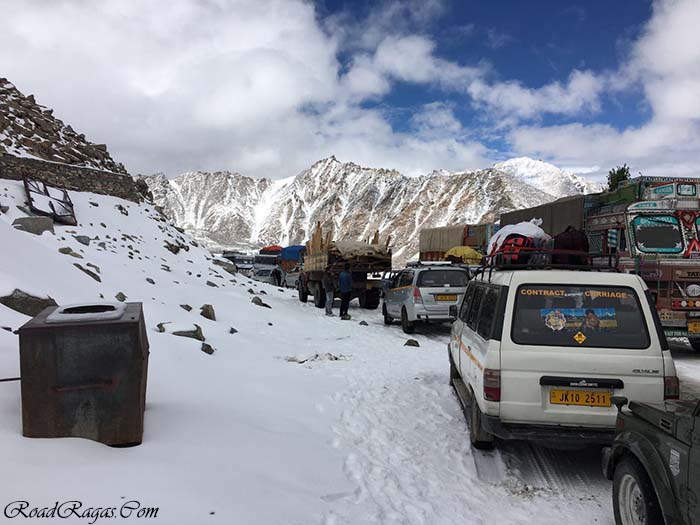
[342, 35, 484, 99]
[1, 0, 698, 182]
[507, 0, 700, 180]
[0, 0, 490, 177]
[410, 103, 463, 136]
[468, 69, 605, 120]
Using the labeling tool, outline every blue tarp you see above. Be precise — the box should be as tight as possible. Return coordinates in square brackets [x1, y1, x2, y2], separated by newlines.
[280, 245, 306, 261]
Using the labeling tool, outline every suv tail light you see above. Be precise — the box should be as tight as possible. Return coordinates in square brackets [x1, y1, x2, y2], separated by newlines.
[413, 286, 423, 304]
[664, 376, 680, 400]
[483, 369, 501, 402]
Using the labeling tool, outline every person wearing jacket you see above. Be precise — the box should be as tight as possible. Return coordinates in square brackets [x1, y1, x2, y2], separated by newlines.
[322, 271, 335, 316]
[338, 263, 353, 318]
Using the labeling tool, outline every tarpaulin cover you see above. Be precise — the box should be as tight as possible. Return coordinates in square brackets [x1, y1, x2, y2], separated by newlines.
[488, 219, 551, 255]
[443, 246, 482, 264]
[280, 245, 306, 261]
[260, 245, 283, 254]
[419, 225, 466, 253]
[499, 195, 584, 237]
[331, 241, 390, 257]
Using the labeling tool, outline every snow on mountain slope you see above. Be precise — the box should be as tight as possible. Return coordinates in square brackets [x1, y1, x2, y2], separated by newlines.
[0, 78, 125, 172]
[145, 156, 584, 263]
[146, 170, 273, 251]
[494, 157, 603, 197]
[0, 178, 619, 523]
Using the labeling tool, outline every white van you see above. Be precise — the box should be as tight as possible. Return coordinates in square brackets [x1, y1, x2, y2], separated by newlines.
[448, 269, 679, 449]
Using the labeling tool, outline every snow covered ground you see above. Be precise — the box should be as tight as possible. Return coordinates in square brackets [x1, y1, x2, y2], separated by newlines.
[1, 179, 699, 524]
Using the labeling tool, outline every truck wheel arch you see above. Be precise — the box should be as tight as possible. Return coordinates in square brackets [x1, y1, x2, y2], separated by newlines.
[611, 437, 680, 523]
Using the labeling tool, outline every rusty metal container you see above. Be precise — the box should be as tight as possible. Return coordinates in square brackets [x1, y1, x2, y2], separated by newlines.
[18, 302, 149, 446]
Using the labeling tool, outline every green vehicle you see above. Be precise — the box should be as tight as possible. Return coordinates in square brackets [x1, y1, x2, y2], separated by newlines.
[602, 397, 700, 524]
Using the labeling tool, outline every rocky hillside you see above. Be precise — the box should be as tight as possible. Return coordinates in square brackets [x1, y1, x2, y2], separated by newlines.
[0, 78, 125, 173]
[144, 156, 596, 263]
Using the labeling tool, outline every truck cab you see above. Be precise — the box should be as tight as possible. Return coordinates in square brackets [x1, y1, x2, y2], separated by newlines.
[587, 182, 700, 346]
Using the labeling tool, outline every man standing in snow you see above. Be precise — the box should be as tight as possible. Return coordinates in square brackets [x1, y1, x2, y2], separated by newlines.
[271, 266, 282, 286]
[322, 270, 335, 316]
[338, 263, 353, 319]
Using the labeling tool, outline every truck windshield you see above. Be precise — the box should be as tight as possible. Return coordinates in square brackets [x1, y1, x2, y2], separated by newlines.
[417, 269, 468, 287]
[632, 215, 683, 254]
[512, 284, 650, 349]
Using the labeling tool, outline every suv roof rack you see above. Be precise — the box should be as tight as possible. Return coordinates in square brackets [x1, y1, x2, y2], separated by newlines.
[472, 248, 619, 282]
[409, 260, 466, 267]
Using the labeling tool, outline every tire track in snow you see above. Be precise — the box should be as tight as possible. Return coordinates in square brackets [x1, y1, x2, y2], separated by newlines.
[329, 373, 496, 524]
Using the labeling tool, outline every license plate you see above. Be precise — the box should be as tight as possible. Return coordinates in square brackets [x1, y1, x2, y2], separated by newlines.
[688, 321, 700, 334]
[435, 294, 457, 301]
[549, 389, 611, 407]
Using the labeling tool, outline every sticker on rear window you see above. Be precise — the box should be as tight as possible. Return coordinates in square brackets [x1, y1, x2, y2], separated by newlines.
[544, 310, 567, 331]
[540, 308, 617, 331]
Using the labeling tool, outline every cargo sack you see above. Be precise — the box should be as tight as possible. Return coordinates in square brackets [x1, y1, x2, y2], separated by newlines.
[552, 227, 589, 266]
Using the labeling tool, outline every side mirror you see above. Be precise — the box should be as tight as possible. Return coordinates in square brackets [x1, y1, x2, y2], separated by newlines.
[449, 305, 458, 319]
[612, 396, 628, 413]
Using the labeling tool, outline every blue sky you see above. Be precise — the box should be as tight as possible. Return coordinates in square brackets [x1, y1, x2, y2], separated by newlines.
[0, 0, 697, 180]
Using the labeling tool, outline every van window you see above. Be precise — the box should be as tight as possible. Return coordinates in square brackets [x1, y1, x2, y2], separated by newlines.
[459, 283, 476, 322]
[398, 271, 414, 288]
[512, 284, 650, 349]
[477, 288, 499, 339]
[417, 269, 468, 288]
[467, 286, 485, 330]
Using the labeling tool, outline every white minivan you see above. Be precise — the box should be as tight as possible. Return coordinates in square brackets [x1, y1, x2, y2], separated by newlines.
[448, 269, 679, 449]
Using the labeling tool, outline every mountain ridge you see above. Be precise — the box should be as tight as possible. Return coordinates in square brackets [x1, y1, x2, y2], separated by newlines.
[0, 78, 125, 173]
[144, 156, 601, 263]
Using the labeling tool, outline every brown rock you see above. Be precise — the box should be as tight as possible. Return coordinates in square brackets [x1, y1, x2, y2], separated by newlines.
[200, 304, 216, 321]
[172, 324, 205, 341]
[0, 289, 57, 317]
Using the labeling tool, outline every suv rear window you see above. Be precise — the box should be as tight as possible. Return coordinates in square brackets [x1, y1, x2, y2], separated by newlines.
[417, 269, 468, 288]
[512, 284, 650, 349]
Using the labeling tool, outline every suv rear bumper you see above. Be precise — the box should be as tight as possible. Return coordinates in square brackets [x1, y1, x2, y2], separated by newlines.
[481, 414, 615, 445]
[416, 314, 453, 322]
[414, 306, 453, 322]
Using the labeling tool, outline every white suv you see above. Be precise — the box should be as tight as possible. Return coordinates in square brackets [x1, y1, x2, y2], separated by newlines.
[448, 269, 679, 449]
[383, 264, 470, 333]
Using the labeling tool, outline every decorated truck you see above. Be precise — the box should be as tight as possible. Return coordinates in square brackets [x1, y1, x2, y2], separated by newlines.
[298, 224, 392, 310]
[418, 223, 497, 261]
[500, 176, 700, 347]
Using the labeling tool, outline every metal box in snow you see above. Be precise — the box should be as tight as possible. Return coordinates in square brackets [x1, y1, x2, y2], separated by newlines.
[18, 302, 149, 446]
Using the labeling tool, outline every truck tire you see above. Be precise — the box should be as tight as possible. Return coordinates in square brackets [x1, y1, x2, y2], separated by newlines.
[401, 307, 415, 334]
[358, 290, 367, 308]
[613, 456, 662, 525]
[313, 286, 326, 309]
[363, 289, 381, 310]
[382, 303, 393, 325]
[469, 394, 495, 450]
[689, 337, 700, 351]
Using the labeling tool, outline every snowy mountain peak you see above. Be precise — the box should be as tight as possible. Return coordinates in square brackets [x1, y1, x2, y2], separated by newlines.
[494, 157, 603, 197]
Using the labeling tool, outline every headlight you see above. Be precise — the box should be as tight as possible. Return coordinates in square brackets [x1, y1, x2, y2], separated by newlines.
[687, 284, 700, 297]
